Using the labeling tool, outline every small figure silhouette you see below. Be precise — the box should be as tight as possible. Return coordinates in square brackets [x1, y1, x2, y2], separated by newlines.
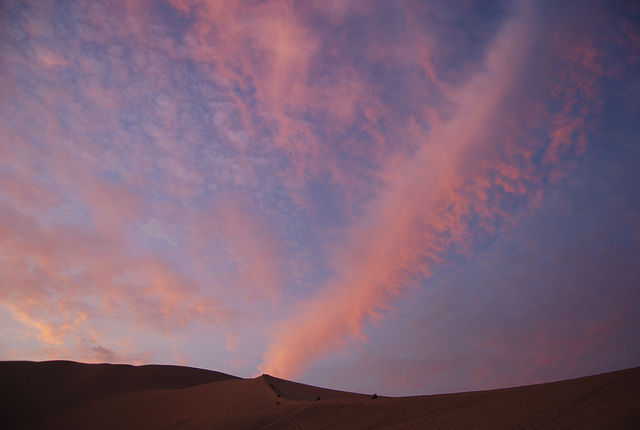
[316, 395, 320, 401]
[371, 393, 378, 399]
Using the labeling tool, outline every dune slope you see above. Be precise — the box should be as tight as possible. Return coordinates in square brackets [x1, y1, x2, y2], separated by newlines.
[1, 361, 639, 429]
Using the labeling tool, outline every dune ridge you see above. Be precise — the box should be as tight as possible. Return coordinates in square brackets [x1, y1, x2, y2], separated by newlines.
[1, 360, 639, 429]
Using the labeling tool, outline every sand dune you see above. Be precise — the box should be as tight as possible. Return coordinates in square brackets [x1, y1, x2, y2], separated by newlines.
[1, 361, 639, 429]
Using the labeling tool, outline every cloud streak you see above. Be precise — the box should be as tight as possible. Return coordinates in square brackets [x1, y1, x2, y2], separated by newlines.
[261, 0, 632, 377]
[262, 2, 538, 376]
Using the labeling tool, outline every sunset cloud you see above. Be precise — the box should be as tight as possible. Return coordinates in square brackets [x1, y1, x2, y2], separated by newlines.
[1, 0, 638, 394]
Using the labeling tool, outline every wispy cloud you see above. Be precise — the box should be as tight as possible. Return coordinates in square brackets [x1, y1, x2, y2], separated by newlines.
[1, 0, 638, 393]
[261, 0, 636, 378]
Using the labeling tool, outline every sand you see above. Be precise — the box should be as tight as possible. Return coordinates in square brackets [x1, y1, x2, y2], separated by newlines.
[1, 360, 639, 429]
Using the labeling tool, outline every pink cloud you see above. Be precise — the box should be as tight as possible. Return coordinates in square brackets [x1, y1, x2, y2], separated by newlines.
[2, 0, 636, 391]
[177, 0, 440, 208]
[261, 1, 611, 378]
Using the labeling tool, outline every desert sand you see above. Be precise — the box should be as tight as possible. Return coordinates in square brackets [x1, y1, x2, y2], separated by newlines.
[1, 360, 639, 429]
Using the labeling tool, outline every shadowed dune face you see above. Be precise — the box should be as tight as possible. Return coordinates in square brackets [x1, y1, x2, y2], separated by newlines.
[0, 360, 238, 429]
[1, 361, 640, 429]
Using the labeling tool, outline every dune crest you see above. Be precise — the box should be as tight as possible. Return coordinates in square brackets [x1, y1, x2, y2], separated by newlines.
[1, 361, 639, 429]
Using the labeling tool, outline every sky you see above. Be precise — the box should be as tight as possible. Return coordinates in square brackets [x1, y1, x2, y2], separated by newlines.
[1, 0, 639, 396]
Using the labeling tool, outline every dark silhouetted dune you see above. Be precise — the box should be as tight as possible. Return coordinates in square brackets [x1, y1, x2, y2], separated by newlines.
[1, 361, 639, 429]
